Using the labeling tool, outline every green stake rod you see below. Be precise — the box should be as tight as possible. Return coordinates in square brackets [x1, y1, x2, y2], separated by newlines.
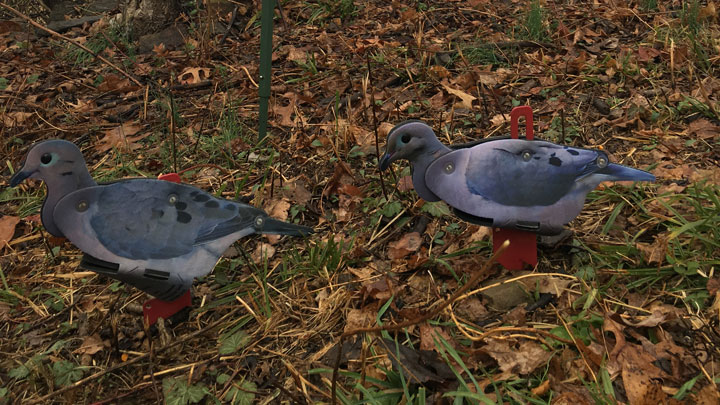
[258, 0, 275, 141]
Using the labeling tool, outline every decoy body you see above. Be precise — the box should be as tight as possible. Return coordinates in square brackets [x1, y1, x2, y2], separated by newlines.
[10, 140, 313, 301]
[379, 121, 655, 235]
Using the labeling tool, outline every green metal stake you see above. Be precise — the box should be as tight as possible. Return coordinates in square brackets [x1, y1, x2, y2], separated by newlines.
[258, 0, 275, 141]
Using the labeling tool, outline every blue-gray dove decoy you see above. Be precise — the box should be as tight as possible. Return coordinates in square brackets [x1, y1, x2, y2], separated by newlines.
[10, 140, 313, 301]
[379, 121, 655, 235]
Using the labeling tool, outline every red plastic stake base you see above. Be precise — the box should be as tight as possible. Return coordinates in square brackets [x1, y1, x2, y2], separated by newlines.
[158, 173, 182, 183]
[492, 228, 538, 270]
[143, 290, 192, 326]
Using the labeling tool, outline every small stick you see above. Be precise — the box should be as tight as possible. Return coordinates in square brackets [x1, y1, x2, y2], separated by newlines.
[330, 335, 344, 405]
[366, 55, 388, 201]
[0, 3, 142, 88]
[168, 92, 178, 173]
[218, 5, 240, 46]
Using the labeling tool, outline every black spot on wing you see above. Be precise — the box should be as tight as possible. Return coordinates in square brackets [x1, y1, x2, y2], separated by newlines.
[224, 204, 236, 211]
[205, 200, 220, 208]
[193, 193, 210, 202]
[151, 208, 164, 219]
[61, 171, 73, 176]
[566, 149, 579, 156]
[549, 156, 562, 166]
[175, 201, 187, 210]
[177, 211, 192, 223]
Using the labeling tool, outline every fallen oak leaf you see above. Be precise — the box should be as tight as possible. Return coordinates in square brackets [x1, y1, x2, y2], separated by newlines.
[96, 122, 148, 153]
[178, 67, 210, 85]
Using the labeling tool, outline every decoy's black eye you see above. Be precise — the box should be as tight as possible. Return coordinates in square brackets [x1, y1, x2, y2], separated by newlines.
[40, 153, 52, 165]
[401, 134, 411, 144]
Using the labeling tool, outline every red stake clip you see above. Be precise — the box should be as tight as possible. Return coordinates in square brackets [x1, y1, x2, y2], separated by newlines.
[510, 105, 534, 140]
[493, 106, 538, 270]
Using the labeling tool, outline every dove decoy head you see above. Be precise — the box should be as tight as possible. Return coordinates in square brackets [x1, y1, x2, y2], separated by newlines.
[379, 120, 449, 171]
[10, 140, 91, 187]
[379, 121, 451, 202]
[10, 140, 96, 236]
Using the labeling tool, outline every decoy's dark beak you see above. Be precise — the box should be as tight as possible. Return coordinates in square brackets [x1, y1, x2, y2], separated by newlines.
[9, 169, 32, 187]
[379, 153, 393, 171]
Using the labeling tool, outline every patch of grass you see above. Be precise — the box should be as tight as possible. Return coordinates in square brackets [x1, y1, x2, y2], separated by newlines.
[303, 0, 357, 26]
[519, 0, 548, 42]
[63, 23, 135, 67]
[463, 44, 503, 66]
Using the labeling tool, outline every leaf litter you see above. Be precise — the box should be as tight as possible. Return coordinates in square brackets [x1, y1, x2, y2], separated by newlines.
[1, 0, 720, 403]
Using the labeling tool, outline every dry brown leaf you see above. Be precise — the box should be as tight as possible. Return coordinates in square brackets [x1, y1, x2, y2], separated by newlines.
[96, 73, 138, 93]
[3, 111, 32, 127]
[361, 278, 394, 301]
[695, 382, 720, 405]
[251, 242, 276, 263]
[387, 232, 422, 260]
[622, 310, 666, 328]
[419, 324, 453, 351]
[490, 113, 508, 127]
[686, 118, 720, 140]
[484, 339, 551, 375]
[272, 92, 298, 127]
[344, 308, 375, 333]
[699, 1, 717, 20]
[707, 277, 720, 295]
[75, 334, 105, 355]
[96, 122, 147, 152]
[620, 348, 671, 405]
[397, 175, 413, 192]
[635, 232, 669, 265]
[178, 67, 210, 84]
[441, 82, 476, 109]
[0, 215, 20, 247]
[0, 301, 10, 322]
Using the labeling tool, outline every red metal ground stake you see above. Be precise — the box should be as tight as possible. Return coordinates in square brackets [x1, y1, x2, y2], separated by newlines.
[492, 106, 538, 270]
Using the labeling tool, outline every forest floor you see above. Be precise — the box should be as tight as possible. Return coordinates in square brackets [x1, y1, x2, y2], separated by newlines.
[1, 0, 720, 404]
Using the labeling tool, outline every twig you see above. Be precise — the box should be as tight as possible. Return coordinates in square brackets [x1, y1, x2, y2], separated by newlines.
[219, 5, 240, 46]
[168, 92, 178, 173]
[367, 56, 388, 201]
[143, 318, 162, 403]
[0, 3, 143, 88]
[330, 335, 344, 405]
[26, 308, 242, 404]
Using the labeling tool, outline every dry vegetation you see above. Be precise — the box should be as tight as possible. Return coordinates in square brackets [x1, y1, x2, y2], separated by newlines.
[1, 0, 720, 404]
